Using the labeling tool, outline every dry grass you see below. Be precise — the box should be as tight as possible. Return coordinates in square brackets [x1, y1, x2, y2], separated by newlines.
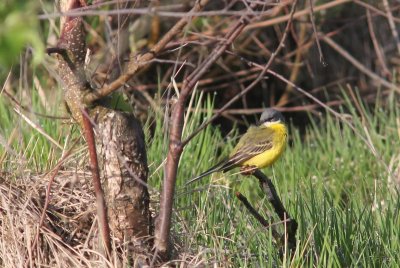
[0, 170, 107, 267]
[0, 169, 204, 267]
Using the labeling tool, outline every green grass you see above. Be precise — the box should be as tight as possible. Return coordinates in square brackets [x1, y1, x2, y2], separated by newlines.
[0, 83, 71, 172]
[1, 87, 399, 267]
[148, 92, 400, 267]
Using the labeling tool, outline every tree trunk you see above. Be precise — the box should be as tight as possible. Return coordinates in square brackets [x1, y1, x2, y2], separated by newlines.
[92, 106, 151, 249]
[54, 0, 152, 264]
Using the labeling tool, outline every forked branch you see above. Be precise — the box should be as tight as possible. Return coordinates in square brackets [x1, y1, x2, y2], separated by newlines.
[83, 0, 210, 104]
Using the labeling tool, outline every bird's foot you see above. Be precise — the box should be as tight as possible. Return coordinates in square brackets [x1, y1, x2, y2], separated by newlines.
[240, 165, 258, 175]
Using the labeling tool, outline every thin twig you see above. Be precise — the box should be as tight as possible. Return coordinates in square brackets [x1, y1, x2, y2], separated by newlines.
[321, 35, 400, 92]
[46, 47, 78, 74]
[382, 0, 400, 55]
[39, 6, 275, 20]
[83, 0, 210, 104]
[354, 0, 400, 23]
[188, 100, 343, 115]
[308, 0, 325, 65]
[366, 9, 391, 79]
[1, 70, 68, 120]
[81, 108, 112, 260]
[13, 109, 64, 150]
[2, 89, 69, 120]
[276, 16, 307, 107]
[26, 139, 79, 268]
[9, 93, 68, 120]
[245, 0, 351, 30]
[127, 67, 260, 92]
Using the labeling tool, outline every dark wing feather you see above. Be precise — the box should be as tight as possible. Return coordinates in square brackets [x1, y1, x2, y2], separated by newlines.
[219, 127, 275, 170]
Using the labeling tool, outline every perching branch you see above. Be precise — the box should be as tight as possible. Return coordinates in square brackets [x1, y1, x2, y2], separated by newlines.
[253, 170, 298, 251]
[235, 192, 280, 240]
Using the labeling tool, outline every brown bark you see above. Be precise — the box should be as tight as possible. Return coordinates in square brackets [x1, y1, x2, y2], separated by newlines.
[53, 0, 151, 262]
[91, 106, 150, 243]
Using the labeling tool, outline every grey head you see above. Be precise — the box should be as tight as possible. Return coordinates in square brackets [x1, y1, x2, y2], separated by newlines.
[259, 108, 285, 125]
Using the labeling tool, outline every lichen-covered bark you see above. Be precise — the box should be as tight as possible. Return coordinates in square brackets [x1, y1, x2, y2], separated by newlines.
[56, 15, 90, 126]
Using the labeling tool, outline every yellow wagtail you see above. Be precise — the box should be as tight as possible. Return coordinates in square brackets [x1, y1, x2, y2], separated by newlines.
[187, 108, 287, 184]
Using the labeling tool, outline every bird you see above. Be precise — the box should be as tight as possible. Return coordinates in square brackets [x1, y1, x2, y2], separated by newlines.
[187, 108, 287, 184]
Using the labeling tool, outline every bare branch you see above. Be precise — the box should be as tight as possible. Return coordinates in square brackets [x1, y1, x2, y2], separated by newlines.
[321, 35, 400, 92]
[366, 9, 391, 79]
[382, 0, 400, 55]
[235, 191, 280, 239]
[308, 0, 325, 65]
[252, 170, 297, 251]
[83, 0, 210, 104]
[182, 0, 299, 146]
[154, 0, 299, 259]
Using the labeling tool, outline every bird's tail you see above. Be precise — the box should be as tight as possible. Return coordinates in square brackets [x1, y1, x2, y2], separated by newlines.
[186, 159, 227, 185]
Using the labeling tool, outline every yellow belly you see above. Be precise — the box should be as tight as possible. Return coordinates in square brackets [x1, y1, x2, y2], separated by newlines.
[242, 123, 287, 168]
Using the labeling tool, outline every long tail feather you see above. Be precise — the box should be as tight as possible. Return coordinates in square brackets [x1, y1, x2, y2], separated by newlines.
[186, 159, 227, 185]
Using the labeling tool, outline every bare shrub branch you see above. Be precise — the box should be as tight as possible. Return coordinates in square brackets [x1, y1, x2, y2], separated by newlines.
[155, 0, 299, 259]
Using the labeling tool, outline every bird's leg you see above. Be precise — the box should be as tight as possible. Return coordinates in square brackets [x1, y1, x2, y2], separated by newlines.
[240, 165, 258, 175]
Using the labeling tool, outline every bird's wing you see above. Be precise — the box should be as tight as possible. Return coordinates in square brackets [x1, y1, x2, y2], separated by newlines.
[219, 126, 275, 171]
[187, 126, 275, 184]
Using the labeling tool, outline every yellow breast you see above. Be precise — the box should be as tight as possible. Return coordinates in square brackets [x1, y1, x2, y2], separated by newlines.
[242, 123, 287, 168]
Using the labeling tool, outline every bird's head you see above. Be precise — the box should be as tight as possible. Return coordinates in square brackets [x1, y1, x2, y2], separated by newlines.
[259, 108, 285, 127]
